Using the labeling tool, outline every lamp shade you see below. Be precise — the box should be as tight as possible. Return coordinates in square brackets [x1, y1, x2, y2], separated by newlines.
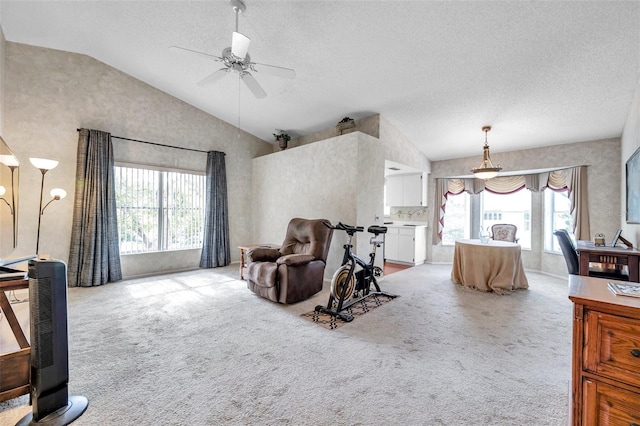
[49, 188, 67, 200]
[472, 169, 500, 180]
[0, 154, 19, 167]
[50, 188, 67, 200]
[30, 157, 59, 171]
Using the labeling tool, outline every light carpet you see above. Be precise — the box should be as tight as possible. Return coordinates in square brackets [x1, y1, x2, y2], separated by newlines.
[0, 263, 572, 425]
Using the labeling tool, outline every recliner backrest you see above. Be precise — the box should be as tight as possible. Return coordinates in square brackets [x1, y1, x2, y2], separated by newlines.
[279, 218, 333, 262]
[554, 229, 579, 275]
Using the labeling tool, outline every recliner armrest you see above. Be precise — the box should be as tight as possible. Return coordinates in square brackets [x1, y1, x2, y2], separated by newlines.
[247, 247, 281, 263]
[276, 254, 316, 266]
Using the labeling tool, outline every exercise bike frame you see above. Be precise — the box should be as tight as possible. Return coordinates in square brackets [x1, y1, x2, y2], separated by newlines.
[315, 222, 396, 322]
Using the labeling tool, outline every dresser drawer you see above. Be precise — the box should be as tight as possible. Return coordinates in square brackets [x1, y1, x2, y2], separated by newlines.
[584, 311, 640, 387]
[582, 379, 640, 425]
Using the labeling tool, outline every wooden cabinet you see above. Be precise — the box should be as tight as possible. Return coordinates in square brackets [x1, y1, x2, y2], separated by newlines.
[568, 275, 640, 425]
[384, 226, 426, 265]
[0, 278, 30, 402]
[385, 173, 426, 207]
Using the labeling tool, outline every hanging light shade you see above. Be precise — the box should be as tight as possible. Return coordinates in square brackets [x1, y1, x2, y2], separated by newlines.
[471, 126, 502, 180]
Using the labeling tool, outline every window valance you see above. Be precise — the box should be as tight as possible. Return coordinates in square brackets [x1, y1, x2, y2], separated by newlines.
[432, 166, 590, 244]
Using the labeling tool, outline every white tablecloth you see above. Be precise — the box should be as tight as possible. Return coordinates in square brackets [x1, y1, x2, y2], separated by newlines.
[451, 239, 529, 294]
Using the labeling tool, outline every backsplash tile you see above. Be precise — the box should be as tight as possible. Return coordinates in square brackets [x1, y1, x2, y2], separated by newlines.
[390, 206, 428, 222]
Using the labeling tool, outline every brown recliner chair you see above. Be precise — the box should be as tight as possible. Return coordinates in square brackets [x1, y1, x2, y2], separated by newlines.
[245, 218, 333, 304]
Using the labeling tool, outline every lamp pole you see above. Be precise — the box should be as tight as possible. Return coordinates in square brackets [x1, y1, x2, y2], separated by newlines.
[35, 168, 47, 256]
[9, 166, 17, 247]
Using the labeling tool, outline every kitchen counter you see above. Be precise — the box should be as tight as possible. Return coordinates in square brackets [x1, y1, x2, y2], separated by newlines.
[383, 223, 427, 265]
[383, 221, 428, 228]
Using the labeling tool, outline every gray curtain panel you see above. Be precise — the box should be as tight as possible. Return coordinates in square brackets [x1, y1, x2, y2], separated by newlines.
[200, 150, 230, 268]
[68, 129, 122, 287]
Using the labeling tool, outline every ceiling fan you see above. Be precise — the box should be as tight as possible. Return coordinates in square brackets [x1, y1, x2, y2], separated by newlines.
[170, 0, 296, 99]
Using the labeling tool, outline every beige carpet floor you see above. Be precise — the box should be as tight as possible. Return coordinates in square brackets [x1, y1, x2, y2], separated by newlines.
[0, 263, 572, 425]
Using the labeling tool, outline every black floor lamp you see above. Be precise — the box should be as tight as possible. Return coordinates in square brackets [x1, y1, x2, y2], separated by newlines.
[30, 157, 66, 257]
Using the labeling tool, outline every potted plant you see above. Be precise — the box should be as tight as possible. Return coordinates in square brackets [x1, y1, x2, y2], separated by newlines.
[336, 116, 356, 135]
[273, 132, 291, 150]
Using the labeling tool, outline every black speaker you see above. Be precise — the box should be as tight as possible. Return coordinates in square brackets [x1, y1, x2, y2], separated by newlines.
[17, 259, 88, 426]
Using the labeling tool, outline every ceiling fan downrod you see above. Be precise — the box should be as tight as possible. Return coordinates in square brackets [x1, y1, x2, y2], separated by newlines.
[230, 0, 246, 32]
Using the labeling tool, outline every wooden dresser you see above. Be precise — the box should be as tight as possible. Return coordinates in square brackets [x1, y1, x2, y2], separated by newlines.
[568, 275, 640, 425]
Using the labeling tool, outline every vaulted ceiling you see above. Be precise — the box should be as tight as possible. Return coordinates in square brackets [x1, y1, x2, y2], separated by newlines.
[1, 1, 639, 161]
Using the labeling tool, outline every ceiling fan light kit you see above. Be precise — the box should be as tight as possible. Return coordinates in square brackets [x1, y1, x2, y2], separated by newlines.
[471, 126, 502, 180]
[231, 32, 250, 60]
[171, 0, 295, 99]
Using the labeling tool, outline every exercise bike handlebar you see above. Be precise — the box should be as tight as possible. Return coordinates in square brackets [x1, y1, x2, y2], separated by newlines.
[325, 221, 364, 233]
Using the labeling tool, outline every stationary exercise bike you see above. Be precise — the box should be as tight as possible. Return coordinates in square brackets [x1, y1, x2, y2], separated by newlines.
[315, 222, 396, 322]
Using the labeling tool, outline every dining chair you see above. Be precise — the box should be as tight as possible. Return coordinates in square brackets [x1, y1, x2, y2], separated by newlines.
[491, 224, 518, 243]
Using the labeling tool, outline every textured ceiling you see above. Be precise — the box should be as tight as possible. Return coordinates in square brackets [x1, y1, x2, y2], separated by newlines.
[1, 0, 639, 162]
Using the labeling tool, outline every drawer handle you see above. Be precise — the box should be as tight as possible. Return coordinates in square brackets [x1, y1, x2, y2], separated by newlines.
[632, 349, 640, 358]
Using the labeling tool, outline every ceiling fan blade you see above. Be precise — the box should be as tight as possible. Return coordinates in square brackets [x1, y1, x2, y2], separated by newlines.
[251, 62, 296, 79]
[170, 46, 223, 62]
[196, 68, 230, 87]
[241, 72, 267, 98]
[231, 32, 250, 59]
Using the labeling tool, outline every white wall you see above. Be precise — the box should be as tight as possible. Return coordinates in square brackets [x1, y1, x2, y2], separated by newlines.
[4, 42, 271, 278]
[621, 75, 640, 247]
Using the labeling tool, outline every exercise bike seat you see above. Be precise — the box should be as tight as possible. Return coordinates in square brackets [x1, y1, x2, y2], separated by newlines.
[367, 225, 387, 235]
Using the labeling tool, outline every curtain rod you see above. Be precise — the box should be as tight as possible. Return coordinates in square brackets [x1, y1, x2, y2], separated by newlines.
[76, 129, 210, 154]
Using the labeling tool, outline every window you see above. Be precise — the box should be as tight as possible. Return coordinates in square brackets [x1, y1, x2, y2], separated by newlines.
[545, 189, 573, 252]
[441, 191, 471, 245]
[115, 166, 206, 254]
[480, 189, 532, 249]
[442, 189, 532, 247]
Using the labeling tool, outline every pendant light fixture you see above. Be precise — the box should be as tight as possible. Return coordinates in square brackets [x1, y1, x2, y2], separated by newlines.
[471, 126, 502, 180]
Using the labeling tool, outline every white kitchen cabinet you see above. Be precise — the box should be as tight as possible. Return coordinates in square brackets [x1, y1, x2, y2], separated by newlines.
[385, 173, 427, 207]
[385, 174, 404, 207]
[384, 225, 427, 265]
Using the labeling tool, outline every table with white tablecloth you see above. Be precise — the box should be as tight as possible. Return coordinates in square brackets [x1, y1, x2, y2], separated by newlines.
[451, 239, 528, 294]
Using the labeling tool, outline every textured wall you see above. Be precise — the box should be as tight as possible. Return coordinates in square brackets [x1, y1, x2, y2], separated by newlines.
[280, 114, 381, 151]
[0, 27, 4, 137]
[430, 138, 622, 276]
[0, 28, 8, 257]
[252, 114, 432, 279]
[252, 133, 364, 277]
[379, 115, 431, 173]
[4, 42, 271, 278]
[621, 75, 640, 247]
